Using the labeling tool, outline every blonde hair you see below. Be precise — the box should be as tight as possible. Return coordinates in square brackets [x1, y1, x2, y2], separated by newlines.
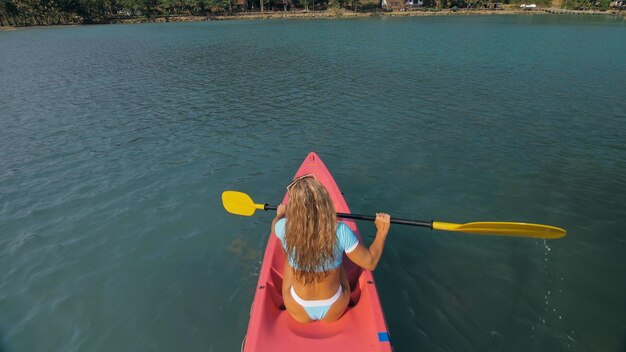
[285, 177, 338, 284]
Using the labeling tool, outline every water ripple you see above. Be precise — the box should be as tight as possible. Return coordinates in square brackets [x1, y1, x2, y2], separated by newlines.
[1, 17, 625, 352]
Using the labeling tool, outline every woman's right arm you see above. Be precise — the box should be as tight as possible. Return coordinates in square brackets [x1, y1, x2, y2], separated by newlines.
[346, 213, 390, 271]
[271, 204, 287, 233]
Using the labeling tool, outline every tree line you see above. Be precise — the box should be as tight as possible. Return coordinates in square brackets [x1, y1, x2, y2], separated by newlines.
[0, 0, 359, 26]
[0, 0, 619, 27]
[0, 0, 233, 26]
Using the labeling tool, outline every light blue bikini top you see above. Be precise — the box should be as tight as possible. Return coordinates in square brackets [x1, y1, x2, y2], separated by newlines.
[274, 218, 359, 272]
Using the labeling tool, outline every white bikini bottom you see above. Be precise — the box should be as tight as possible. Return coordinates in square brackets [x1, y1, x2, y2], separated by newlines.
[290, 285, 342, 320]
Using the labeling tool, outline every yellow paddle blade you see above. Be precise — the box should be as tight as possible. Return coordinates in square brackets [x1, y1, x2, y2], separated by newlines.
[222, 191, 265, 216]
[432, 221, 566, 239]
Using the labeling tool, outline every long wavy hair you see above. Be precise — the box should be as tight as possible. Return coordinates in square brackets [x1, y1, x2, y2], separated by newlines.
[285, 177, 338, 284]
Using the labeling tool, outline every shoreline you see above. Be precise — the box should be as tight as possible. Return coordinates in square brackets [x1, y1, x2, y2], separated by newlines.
[1, 8, 623, 30]
[72, 8, 626, 23]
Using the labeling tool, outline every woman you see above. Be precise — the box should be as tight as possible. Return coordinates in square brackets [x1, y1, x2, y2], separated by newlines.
[271, 175, 391, 323]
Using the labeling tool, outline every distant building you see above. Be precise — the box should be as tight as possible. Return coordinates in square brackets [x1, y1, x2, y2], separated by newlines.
[488, 2, 503, 9]
[406, 0, 424, 7]
[233, 0, 247, 10]
[382, 0, 405, 10]
[274, 0, 291, 11]
[120, 8, 140, 16]
[611, 0, 624, 6]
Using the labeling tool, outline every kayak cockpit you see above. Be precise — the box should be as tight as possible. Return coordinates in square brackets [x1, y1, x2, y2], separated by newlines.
[261, 249, 364, 312]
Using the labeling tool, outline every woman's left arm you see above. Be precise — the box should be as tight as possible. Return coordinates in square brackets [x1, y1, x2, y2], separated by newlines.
[271, 204, 287, 233]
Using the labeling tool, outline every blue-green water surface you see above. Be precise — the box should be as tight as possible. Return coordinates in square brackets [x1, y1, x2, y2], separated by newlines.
[1, 15, 625, 351]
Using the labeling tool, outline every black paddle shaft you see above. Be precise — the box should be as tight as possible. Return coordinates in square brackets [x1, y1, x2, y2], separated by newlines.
[264, 204, 433, 229]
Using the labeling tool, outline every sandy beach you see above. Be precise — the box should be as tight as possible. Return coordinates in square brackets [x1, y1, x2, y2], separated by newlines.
[1, 7, 622, 30]
[113, 8, 623, 24]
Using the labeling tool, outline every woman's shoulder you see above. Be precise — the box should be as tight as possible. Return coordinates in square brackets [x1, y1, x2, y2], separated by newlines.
[336, 221, 351, 231]
[275, 218, 287, 239]
[336, 221, 358, 250]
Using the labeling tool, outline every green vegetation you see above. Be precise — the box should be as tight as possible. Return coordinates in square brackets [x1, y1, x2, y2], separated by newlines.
[0, 0, 244, 26]
[0, 0, 620, 27]
[562, 0, 612, 10]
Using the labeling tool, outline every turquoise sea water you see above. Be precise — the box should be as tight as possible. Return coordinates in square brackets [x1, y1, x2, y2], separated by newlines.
[1, 15, 625, 351]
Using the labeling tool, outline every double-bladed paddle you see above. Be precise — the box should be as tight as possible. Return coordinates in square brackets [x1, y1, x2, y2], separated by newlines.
[221, 191, 566, 240]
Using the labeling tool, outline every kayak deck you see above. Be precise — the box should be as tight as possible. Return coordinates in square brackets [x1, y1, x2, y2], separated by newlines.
[243, 152, 392, 351]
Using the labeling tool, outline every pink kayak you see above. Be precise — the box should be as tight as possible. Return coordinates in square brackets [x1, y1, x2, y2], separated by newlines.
[243, 152, 392, 351]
